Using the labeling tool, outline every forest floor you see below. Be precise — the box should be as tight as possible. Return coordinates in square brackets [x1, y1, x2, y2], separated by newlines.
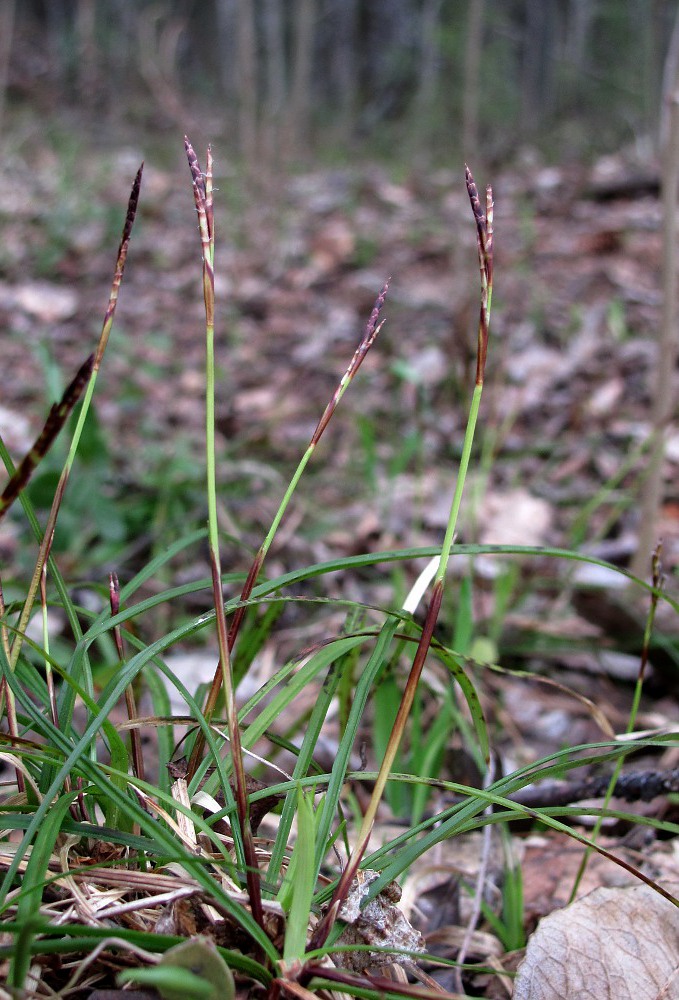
[1, 128, 679, 996]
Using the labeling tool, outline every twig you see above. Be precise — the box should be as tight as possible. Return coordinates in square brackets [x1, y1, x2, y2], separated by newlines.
[454, 758, 495, 994]
[509, 767, 679, 809]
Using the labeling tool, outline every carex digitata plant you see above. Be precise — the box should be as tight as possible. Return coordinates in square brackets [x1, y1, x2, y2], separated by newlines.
[3, 142, 494, 999]
[5, 140, 674, 1000]
[0, 140, 485, 997]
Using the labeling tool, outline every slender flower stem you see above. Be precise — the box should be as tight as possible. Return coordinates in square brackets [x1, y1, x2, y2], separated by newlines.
[0, 354, 93, 524]
[309, 168, 494, 955]
[7, 164, 143, 672]
[0, 351, 91, 734]
[188, 279, 389, 780]
[184, 139, 264, 930]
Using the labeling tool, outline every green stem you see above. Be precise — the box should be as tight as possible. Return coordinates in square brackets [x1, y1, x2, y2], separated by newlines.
[568, 545, 662, 902]
[185, 139, 264, 930]
[309, 168, 494, 956]
[190, 284, 388, 775]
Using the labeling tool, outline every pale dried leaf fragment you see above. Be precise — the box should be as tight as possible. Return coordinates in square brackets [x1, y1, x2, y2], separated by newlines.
[14, 281, 78, 322]
[514, 883, 679, 1000]
[478, 488, 552, 549]
[332, 870, 425, 973]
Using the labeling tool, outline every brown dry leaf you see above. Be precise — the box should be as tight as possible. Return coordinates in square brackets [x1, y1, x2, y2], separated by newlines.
[310, 216, 356, 274]
[514, 883, 679, 1000]
[520, 833, 637, 924]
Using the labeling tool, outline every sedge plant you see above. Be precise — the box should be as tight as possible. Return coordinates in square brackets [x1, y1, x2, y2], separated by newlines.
[1, 141, 678, 1000]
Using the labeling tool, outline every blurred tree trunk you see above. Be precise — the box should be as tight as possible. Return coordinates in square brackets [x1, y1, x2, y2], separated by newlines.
[0, 0, 15, 132]
[286, 0, 315, 160]
[656, 0, 679, 140]
[660, 0, 679, 146]
[137, 8, 188, 129]
[416, 0, 442, 125]
[236, 0, 258, 163]
[75, 0, 97, 111]
[462, 0, 484, 163]
[564, 0, 594, 68]
[635, 0, 667, 138]
[329, 0, 358, 144]
[631, 6, 679, 580]
[45, 0, 69, 99]
[520, 0, 559, 135]
[262, 0, 286, 164]
[108, 0, 136, 121]
[216, 0, 238, 102]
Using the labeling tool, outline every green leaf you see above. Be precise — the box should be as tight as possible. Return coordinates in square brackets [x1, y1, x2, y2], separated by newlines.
[119, 966, 213, 999]
[9, 792, 77, 990]
[160, 937, 234, 1000]
[267, 654, 346, 891]
[282, 786, 316, 962]
[119, 937, 235, 1000]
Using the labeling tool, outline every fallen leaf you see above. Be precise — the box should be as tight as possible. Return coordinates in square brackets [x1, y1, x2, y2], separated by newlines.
[479, 488, 553, 548]
[514, 883, 679, 999]
[13, 281, 78, 322]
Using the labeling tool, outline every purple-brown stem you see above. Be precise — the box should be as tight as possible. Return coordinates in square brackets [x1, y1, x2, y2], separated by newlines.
[11, 467, 68, 671]
[311, 171, 494, 957]
[209, 549, 264, 929]
[309, 580, 444, 955]
[300, 965, 449, 1000]
[109, 572, 145, 784]
[637, 542, 663, 683]
[0, 576, 8, 664]
[183, 139, 264, 931]
[0, 573, 24, 794]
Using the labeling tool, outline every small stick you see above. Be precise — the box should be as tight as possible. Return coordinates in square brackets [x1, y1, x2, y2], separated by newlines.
[510, 767, 679, 809]
[454, 759, 496, 993]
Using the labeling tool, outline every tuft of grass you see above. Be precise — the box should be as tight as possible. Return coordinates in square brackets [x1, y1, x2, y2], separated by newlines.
[1, 139, 678, 1000]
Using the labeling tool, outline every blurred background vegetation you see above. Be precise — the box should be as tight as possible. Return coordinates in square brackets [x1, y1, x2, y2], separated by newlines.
[1, 0, 677, 600]
[0, 0, 675, 166]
